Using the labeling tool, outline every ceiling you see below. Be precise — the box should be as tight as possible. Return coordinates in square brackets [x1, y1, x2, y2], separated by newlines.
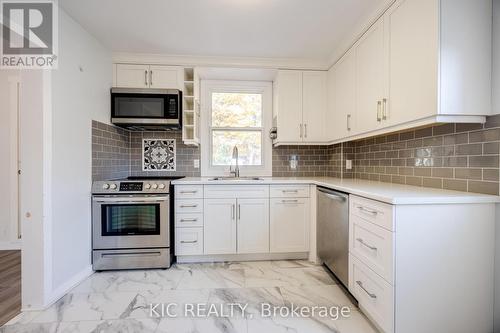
[60, 0, 388, 65]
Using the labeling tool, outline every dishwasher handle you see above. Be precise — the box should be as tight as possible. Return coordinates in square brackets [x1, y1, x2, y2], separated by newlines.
[317, 188, 348, 202]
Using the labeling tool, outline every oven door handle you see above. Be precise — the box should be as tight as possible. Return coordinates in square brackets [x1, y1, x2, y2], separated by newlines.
[101, 251, 162, 258]
[93, 196, 168, 203]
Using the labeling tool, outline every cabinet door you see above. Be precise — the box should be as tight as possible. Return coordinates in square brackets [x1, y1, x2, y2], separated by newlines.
[115, 64, 149, 88]
[149, 65, 183, 89]
[302, 71, 327, 142]
[270, 198, 310, 253]
[384, 0, 438, 125]
[330, 50, 356, 140]
[204, 199, 236, 254]
[237, 198, 269, 254]
[275, 70, 303, 142]
[355, 19, 385, 134]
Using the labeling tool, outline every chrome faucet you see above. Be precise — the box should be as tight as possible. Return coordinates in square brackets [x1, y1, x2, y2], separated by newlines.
[229, 146, 240, 178]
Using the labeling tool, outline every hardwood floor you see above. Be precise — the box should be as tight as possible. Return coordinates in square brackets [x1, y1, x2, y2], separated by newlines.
[0, 250, 21, 326]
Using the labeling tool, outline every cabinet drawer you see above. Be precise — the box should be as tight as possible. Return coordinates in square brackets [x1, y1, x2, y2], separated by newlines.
[204, 185, 269, 199]
[350, 215, 394, 283]
[175, 227, 203, 255]
[175, 185, 203, 199]
[350, 195, 394, 231]
[270, 185, 310, 198]
[175, 199, 203, 213]
[349, 254, 394, 333]
[175, 213, 203, 228]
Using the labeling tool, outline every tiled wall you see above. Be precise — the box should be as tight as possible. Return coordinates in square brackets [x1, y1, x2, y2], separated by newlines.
[92, 121, 201, 180]
[92, 121, 130, 181]
[351, 115, 500, 195]
[272, 145, 332, 177]
[130, 131, 200, 178]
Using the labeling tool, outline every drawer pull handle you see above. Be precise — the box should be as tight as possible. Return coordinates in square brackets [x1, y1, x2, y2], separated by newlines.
[180, 240, 198, 244]
[180, 204, 198, 208]
[356, 281, 377, 299]
[180, 191, 197, 194]
[356, 238, 377, 251]
[282, 190, 298, 193]
[282, 199, 299, 203]
[180, 218, 198, 222]
[358, 206, 378, 215]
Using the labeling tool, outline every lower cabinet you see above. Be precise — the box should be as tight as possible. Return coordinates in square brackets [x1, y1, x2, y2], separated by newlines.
[204, 198, 237, 254]
[270, 197, 310, 253]
[237, 198, 269, 254]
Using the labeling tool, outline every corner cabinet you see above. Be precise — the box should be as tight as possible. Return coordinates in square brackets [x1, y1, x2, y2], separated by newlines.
[327, 0, 492, 143]
[273, 70, 327, 145]
[174, 184, 311, 260]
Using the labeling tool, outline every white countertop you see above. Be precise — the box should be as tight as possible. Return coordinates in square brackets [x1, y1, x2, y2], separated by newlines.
[172, 177, 500, 205]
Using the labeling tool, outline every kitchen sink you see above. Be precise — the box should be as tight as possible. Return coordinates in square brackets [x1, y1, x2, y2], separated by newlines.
[208, 177, 265, 181]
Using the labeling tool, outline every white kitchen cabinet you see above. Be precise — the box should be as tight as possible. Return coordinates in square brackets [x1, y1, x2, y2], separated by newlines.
[273, 70, 303, 143]
[237, 198, 269, 254]
[273, 70, 327, 145]
[328, 49, 356, 140]
[354, 19, 385, 135]
[270, 197, 310, 253]
[326, 0, 491, 143]
[149, 65, 183, 89]
[114, 64, 183, 89]
[114, 64, 150, 88]
[203, 198, 237, 254]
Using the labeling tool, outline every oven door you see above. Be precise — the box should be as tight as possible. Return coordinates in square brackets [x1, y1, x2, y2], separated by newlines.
[111, 88, 181, 126]
[92, 195, 169, 250]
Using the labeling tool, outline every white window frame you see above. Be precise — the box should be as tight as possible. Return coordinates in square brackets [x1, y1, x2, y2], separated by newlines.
[200, 80, 273, 177]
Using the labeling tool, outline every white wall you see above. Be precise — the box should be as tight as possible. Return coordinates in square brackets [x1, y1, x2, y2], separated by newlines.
[49, 8, 111, 294]
[0, 70, 20, 247]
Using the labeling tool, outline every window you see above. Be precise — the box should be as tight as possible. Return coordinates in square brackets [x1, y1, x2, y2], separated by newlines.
[201, 81, 272, 176]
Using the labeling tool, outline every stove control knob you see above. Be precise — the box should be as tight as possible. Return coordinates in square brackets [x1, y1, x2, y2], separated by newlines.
[144, 183, 151, 189]
[109, 184, 117, 190]
[152, 184, 158, 189]
[102, 183, 110, 190]
[158, 184, 166, 189]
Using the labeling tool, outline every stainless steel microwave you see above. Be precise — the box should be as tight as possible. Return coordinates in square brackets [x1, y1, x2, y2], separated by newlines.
[110, 88, 182, 130]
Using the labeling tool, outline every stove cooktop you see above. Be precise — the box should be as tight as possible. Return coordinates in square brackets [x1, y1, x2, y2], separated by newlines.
[91, 176, 185, 194]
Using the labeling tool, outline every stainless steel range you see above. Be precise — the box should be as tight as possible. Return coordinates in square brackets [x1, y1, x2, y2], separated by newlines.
[91, 177, 183, 271]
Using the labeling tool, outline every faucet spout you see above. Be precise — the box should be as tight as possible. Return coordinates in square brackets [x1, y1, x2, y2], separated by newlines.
[230, 146, 240, 178]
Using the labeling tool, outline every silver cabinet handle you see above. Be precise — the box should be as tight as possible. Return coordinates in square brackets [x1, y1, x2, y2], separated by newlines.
[149, 70, 153, 86]
[237, 204, 241, 220]
[180, 240, 198, 244]
[232, 204, 235, 220]
[180, 218, 198, 222]
[144, 70, 148, 86]
[299, 124, 303, 138]
[180, 204, 198, 208]
[282, 190, 298, 193]
[356, 281, 377, 299]
[376, 101, 382, 122]
[282, 199, 299, 204]
[347, 114, 351, 131]
[356, 238, 378, 251]
[304, 124, 308, 138]
[180, 190, 198, 194]
[357, 206, 378, 215]
[382, 98, 387, 120]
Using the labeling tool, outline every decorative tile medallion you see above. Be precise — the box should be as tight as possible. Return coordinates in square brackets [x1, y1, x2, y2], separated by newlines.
[143, 139, 176, 171]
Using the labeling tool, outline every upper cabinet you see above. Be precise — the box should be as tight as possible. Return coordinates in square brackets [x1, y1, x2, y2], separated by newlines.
[327, 0, 492, 143]
[113, 64, 183, 90]
[273, 70, 327, 145]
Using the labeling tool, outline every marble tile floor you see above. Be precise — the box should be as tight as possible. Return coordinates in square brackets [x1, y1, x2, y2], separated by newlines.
[1, 260, 379, 333]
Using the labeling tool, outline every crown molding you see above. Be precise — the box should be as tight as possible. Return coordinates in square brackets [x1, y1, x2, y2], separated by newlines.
[112, 52, 330, 70]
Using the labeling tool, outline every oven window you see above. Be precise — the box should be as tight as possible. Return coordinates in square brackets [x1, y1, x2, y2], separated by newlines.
[101, 204, 160, 236]
[114, 96, 165, 118]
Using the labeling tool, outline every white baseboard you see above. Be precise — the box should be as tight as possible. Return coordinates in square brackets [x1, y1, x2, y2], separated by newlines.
[176, 252, 309, 263]
[0, 240, 22, 250]
[44, 265, 94, 308]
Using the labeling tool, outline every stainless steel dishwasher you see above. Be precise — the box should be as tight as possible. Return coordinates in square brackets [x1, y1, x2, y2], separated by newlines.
[317, 187, 349, 287]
